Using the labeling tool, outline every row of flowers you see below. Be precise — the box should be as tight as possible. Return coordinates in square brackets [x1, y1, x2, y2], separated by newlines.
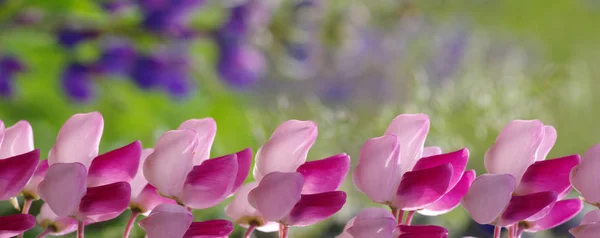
[0, 112, 599, 238]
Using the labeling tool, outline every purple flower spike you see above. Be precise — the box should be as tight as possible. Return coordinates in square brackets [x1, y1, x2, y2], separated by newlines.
[217, 43, 266, 88]
[56, 27, 100, 48]
[61, 63, 95, 102]
[139, 0, 205, 36]
[96, 41, 136, 75]
[0, 56, 26, 97]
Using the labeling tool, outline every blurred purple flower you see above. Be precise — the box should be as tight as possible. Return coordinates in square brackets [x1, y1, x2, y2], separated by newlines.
[130, 52, 194, 98]
[61, 63, 95, 102]
[95, 41, 136, 76]
[426, 28, 469, 83]
[138, 0, 205, 36]
[217, 42, 265, 88]
[57, 28, 100, 48]
[99, 0, 130, 13]
[0, 56, 25, 97]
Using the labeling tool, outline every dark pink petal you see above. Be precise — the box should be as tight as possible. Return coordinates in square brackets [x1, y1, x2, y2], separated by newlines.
[516, 154, 580, 196]
[248, 172, 304, 221]
[0, 149, 39, 200]
[0, 214, 36, 237]
[398, 225, 448, 238]
[393, 164, 453, 210]
[180, 154, 238, 209]
[139, 204, 193, 238]
[86, 140, 142, 187]
[78, 182, 131, 223]
[497, 191, 557, 226]
[384, 114, 430, 174]
[183, 220, 234, 238]
[177, 118, 217, 165]
[571, 144, 600, 204]
[536, 125, 557, 161]
[461, 174, 516, 224]
[296, 153, 350, 194]
[412, 148, 469, 190]
[131, 184, 176, 215]
[230, 148, 252, 195]
[484, 120, 544, 183]
[48, 112, 103, 168]
[353, 135, 402, 204]
[282, 191, 346, 226]
[0, 120, 34, 159]
[22, 159, 49, 200]
[422, 146, 442, 157]
[420, 170, 476, 216]
[524, 199, 582, 232]
[38, 162, 87, 217]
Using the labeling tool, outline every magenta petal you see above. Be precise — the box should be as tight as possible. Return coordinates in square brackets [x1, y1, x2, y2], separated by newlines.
[230, 148, 252, 195]
[248, 172, 304, 221]
[0, 214, 36, 237]
[180, 154, 238, 209]
[0, 149, 39, 200]
[22, 159, 49, 199]
[412, 148, 469, 190]
[398, 225, 448, 238]
[420, 170, 476, 216]
[461, 174, 516, 224]
[86, 141, 142, 187]
[131, 184, 176, 215]
[525, 199, 582, 232]
[38, 162, 87, 217]
[139, 204, 193, 238]
[497, 191, 557, 226]
[78, 182, 131, 222]
[0, 120, 34, 159]
[297, 153, 350, 194]
[183, 220, 234, 238]
[393, 164, 453, 210]
[282, 191, 346, 226]
[516, 154, 580, 196]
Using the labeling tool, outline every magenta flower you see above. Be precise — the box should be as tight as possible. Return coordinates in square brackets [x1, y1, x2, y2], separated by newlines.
[37, 112, 141, 237]
[352, 114, 473, 220]
[461, 120, 582, 237]
[139, 204, 233, 238]
[569, 210, 600, 238]
[0, 214, 36, 238]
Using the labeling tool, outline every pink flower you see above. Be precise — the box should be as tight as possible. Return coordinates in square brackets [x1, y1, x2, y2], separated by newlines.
[571, 144, 600, 206]
[38, 112, 138, 223]
[37, 203, 78, 236]
[352, 114, 473, 215]
[139, 204, 233, 238]
[569, 210, 600, 238]
[129, 149, 176, 216]
[461, 120, 581, 234]
[0, 214, 36, 238]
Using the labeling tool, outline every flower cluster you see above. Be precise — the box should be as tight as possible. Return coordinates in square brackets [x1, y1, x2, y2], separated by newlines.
[0, 112, 597, 238]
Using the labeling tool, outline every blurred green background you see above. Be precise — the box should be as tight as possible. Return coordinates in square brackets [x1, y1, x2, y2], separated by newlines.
[2, 0, 600, 237]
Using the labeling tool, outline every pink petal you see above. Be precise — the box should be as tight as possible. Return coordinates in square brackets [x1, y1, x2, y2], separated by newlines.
[398, 225, 448, 238]
[347, 212, 397, 238]
[336, 217, 355, 238]
[536, 125, 556, 161]
[524, 199, 582, 232]
[582, 210, 600, 224]
[0, 214, 36, 238]
[253, 120, 317, 181]
[0, 149, 39, 200]
[461, 174, 516, 224]
[48, 112, 104, 168]
[571, 144, 600, 204]
[139, 204, 193, 238]
[78, 181, 131, 223]
[131, 184, 176, 215]
[225, 182, 263, 225]
[248, 172, 304, 221]
[412, 148, 469, 190]
[570, 223, 600, 238]
[177, 118, 217, 165]
[484, 120, 545, 183]
[393, 164, 453, 210]
[352, 135, 402, 204]
[183, 220, 234, 238]
[229, 148, 252, 195]
[297, 153, 350, 194]
[180, 154, 238, 209]
[384, 113, 430, 174]
[38, 162, 87, 217]
[0, 120, 4, 149]
[130, 148, 154, 198]
[22, 159, 49, 200]
[86, 140, 142, 187]
[497, 191, 557, 226]
[354, 207, 395, 220]
[516, 154, 580, 196]
[419, 170, 476, 216]
[37, 203, 78, 236]
[143, 129, 198, 198]
[282, 191, 346, 226]
[0, 120, 34, 159]
[422, 146, 442, 157]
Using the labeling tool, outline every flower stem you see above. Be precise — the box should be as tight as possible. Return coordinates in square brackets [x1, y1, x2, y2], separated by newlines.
[516, 226, 523, 238]
[508, 225, 514, 238]
[123, 211, 139, 238]
[77, 220, 85, 238]
[243, 224, 256, 238]
[17, 199, 33, 238]
[398, 210, 405, 225]
[36, 229, 50, 238]
[279, 224, 289, 238]
[493, 226, 501, 238]
[404, 211, 415, 225]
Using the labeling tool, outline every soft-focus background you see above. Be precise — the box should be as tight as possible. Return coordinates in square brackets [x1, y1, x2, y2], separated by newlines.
[1, 0, 600, 237]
